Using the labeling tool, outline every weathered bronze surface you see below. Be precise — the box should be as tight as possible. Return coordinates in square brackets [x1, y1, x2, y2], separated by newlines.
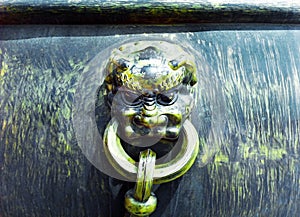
[0, 0, 300, 24]
[0, 26, 300, 217]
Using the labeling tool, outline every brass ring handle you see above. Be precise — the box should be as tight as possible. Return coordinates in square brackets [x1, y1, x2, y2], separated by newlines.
[103, 117, 199, 184]
[124, 149, 157, 216]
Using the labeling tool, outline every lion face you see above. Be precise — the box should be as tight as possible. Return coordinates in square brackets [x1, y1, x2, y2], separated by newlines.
[105, 41, 197, 147]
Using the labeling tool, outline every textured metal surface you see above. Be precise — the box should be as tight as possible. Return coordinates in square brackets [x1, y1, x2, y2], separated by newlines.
[0, 27, 300, 217]
[0, 0, 300, 24]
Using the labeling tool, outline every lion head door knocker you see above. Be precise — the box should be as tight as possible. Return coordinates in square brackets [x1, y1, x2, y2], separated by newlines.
[102, 40, 199, 216]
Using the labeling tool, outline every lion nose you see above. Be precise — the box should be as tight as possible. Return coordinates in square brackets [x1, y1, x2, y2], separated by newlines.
[141, 94, 158, 117]
[133, 114, 168, 129]
[132, 95, 167, 129]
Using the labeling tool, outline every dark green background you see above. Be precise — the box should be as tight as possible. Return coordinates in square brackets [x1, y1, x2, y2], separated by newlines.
[0, 27, 300, 216]
[1, 0, 300, 24]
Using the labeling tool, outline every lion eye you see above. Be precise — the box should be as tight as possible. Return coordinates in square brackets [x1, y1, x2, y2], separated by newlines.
[157, 91, 178, 106]
[121, 91, 142, 106]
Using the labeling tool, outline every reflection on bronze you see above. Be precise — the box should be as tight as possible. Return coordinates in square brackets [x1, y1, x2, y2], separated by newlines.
[102, 40, 200, 216]
[104, 41, 197, 145]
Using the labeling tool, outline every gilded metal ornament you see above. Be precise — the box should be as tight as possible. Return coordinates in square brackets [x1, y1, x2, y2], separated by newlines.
[124, 149, 157, 217]
[104, 41, 198, 147]
[102, 40, 200, 215]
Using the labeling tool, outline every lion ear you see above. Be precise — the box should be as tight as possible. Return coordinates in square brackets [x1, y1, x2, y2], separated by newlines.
[184, 62, 197, 87]
[116, 58, 130, 71]
[189, 72, 197, 86]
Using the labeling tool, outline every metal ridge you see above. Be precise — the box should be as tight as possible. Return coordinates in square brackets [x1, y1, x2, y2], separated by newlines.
[0, 1, 300, 25]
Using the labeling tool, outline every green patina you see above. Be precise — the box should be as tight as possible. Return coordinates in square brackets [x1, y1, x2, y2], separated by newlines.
[0, 31, 299, 216]
[2, 1, 297, 25]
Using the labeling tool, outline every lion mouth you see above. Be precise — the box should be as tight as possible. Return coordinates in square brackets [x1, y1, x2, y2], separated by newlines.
[120, 136, 179, 161]
[118, 122, 180, 146]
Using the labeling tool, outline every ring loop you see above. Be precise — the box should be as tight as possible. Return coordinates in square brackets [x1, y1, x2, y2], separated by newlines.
[103, 117, 199, 184]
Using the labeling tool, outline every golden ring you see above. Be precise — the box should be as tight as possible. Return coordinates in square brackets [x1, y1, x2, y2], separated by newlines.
[103, 117, 199, 184]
